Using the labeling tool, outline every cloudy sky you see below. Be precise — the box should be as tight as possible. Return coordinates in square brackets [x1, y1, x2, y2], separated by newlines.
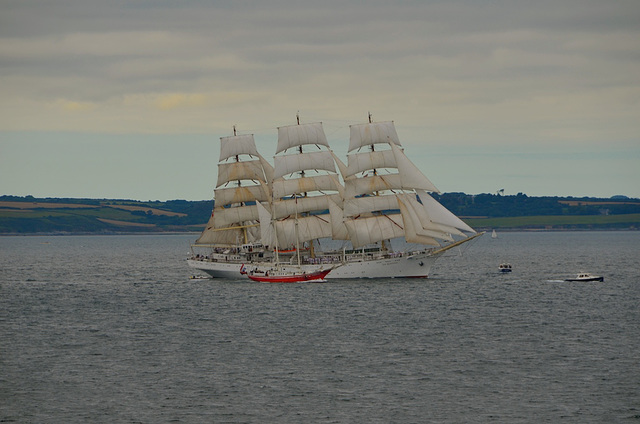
[1, 0, 639, 201]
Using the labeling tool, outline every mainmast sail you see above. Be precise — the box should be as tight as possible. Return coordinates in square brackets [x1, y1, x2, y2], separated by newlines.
[194, 129, 274, 247]
[272, 117, 345, 253]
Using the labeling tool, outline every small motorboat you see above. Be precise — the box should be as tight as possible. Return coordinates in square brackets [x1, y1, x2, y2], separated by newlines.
[565, 273, 604, 282]
[247, 267, 332, 283]
[498, 263, 512, 272]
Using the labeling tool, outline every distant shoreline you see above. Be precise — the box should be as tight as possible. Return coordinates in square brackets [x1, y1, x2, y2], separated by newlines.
[2, 194, 639, 235]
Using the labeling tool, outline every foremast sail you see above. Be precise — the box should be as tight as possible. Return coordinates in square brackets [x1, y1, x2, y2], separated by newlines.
[270, 116, 346, 258]
[194, 129, 274, 247]
[340, 117, 477, 249]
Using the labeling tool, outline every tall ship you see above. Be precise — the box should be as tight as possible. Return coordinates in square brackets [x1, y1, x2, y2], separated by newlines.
[188, 115, 482, 279]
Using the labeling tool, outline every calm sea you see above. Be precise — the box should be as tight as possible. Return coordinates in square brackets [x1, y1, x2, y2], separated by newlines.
[1, 232, 639, 423]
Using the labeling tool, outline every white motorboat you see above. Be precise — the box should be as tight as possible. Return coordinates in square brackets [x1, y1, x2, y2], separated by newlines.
[565, 273, 604, 282]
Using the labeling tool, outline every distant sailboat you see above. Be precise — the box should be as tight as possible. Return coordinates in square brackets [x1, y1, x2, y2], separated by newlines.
[492, 229, 498, 239]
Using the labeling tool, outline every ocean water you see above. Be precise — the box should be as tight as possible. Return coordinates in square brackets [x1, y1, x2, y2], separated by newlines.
[1, 232, 639, 423]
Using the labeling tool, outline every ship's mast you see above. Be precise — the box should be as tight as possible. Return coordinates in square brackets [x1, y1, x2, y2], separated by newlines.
[369, 112, 377, 170]
[233, 125, 249, 245]
[296, 112, 315, 259]
[367, 113, 388, 252]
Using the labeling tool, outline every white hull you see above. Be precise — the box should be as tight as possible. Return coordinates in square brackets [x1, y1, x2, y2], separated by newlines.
[188, 251, 440, 280]
[328, 252, 438, 279]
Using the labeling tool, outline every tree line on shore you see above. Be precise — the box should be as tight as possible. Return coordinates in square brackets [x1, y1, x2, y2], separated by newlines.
[1, 193, 639, 234]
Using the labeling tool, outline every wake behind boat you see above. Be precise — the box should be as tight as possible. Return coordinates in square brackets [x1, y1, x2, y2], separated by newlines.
[188, 115, 482, 279]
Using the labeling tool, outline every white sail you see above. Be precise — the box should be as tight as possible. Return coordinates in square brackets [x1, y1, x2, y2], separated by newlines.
[212, 204, 259, 228]
[219, 134, 260, 161]
[246, 224, 259, 241]
[339, 119, 454, 249]
[195, 213, 248, 246]
[330, 151, 351, 181]
[274, 151, 337, 180]
[343, 194, 399, 218]
[273, 194, 342, 219]
[346, 149, 397, 177]
[415, 190, 476, 234]
[270, 118, 345, 249]
[272, 174, 343, 199]
[344, 174, 402, 199]
[390, 143, 440, 193]
[397, 198, 441, 245]
[349, 121, 402, 152]
[328, 197, 349, 240]
[258, 154, 274, 183]
[214, 183, 270, 208]
[344, 213, 405, 248]
[397, 194, 454, 241]
[275, 215, 332, 248]
[193, 129, 274, 248]
[217, 160, 269, 187]
[276, 122, 330, 154]
[256, 201, 276, 248]
[398, 193, 460, 237]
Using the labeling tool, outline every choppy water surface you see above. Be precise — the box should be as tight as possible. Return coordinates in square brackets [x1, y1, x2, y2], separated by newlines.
[1, 232, 639, 423]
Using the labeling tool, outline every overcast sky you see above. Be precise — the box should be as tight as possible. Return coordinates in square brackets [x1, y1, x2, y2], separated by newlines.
[1, 0, 639, 200]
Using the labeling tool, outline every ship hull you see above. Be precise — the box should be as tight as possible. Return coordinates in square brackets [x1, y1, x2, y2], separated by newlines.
[188, 251, 440, 280]
[187, 259, 251, 279]
[330, 251, 438, 279]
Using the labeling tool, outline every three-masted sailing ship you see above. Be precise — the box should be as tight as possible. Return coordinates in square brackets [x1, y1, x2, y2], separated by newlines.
[188, 116, 482, 279]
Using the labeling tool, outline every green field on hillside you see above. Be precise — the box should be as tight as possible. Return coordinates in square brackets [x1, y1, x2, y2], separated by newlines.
[466, 214, 640, 230]
[1, 195, 639, 234]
